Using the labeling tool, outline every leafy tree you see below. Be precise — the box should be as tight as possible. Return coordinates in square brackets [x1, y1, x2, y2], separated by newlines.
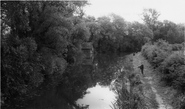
[152, 20, 185, 43]
[96, 16, 116, 53]
[127, 22, 153, 51]
[175, 23, 185, 43]
[142, 8, 160, 31]
[111, 14, 127, 51]
[142, 8, 184, 44]
[86, 21, 101, 48]
[142, 8, 160, 42]
[164, 21, 185, 43]
[84, 15, 96, 22]
[1, 1, 88, 108]
[71, 22, 90, 48]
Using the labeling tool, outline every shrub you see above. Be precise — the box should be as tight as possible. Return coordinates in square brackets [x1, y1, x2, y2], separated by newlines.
[171, 43, 183, 51]
[155, 39, 172, 52]
[159, 52, 185, 92]
[1, 37, 45, 108]
[141, 40, 172, 68]
[142, 40, 185, 108]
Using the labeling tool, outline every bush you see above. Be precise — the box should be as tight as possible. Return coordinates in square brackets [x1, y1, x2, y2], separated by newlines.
[1, 37, 68, 108]
[142, 40, 185, 93]
[171, 43, 183, 51]
[1, 37, 45, 108]
[159, 52, 185, 92]
[155, 39, 172, 52]
[142, 40, 185, 108]
[141, 40, 172, 68]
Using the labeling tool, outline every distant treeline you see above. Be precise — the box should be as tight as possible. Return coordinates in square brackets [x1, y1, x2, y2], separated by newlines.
[1, 1, 184, 109]
[142, 40, 185, 109]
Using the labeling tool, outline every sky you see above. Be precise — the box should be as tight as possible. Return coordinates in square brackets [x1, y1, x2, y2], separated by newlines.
[84, 0, 185, 23]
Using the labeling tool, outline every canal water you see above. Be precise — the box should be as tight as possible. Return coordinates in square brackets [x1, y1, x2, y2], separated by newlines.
[26, 54, 130, 109]
[75, 54, 129, 109]
[77, 83, 116, 109]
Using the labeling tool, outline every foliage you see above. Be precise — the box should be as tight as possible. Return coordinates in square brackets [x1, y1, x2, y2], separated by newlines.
[127, 21, 153, 51]
[158, 52, 185, 109]
[154, 20, 185, 43]
[142, 8, 160, 42]
[142, 8, 160, 31]
[159, 52, 185, 91]
[141, 40, 172, 67]
[1, 37, 44, 108]
[1, 1, 88, 108]
[171, 43, 184, 51]
[141, 40, 185, 109]
[86, 15, 153, 54]
[71, 22, 90, 47]
[142, 9, 185, 44]
[112, 66, 158, 109]
[112, 84, 147, 109]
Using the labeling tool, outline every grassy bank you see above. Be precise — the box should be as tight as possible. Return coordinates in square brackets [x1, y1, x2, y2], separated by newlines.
[141, 40, 185, 109]
[111, 55, 158, 109]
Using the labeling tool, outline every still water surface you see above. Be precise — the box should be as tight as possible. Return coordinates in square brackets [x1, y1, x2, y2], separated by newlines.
[77, 83, 116, 109]
[26, 54, 129, 109]
[75, 54, 128, 109]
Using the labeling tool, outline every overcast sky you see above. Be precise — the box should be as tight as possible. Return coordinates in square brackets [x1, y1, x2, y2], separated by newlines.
[84, 0, 185, 23]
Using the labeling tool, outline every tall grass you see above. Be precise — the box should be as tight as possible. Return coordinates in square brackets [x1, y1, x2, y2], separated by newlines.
[141, 40, 185, 109]
[111, 70, 158, 109]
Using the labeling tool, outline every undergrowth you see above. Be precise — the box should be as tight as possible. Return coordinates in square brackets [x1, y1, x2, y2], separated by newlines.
[141, 40, 185, 109]
[111, 55, 158, 109]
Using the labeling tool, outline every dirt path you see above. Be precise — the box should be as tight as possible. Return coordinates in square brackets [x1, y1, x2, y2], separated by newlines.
[132, 52, 173, 109]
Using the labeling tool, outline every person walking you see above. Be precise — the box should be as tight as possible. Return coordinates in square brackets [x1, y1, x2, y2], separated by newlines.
[138, 64, 144, 76]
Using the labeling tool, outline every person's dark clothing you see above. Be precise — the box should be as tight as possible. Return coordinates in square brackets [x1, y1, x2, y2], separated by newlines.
[138, 64, 144, 75]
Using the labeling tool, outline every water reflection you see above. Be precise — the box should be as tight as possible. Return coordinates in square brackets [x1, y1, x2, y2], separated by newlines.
[92, 54, 124, 86]
[74, 54, 127, 109]
[77, 83, 116, 109]
[26, 54, 128, 109]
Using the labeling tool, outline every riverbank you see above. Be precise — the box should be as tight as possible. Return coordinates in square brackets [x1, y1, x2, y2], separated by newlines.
[132, 52, 173, 109]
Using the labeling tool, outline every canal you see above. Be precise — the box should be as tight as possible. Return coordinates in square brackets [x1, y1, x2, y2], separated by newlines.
[26, 53, 132, 109]
[75, 54, 130, 109]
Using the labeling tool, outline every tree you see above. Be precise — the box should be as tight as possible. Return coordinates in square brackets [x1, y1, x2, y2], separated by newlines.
[86, 21, 101, 48]
[142, 8, 160, 31]
[142, 8, 160, 42]
[1, 1, 88, 108]
[152, 20, 185, 43]
[71, 22, 90, 48]
[96, 16, 116, 53]
[127, 22, 153, 51]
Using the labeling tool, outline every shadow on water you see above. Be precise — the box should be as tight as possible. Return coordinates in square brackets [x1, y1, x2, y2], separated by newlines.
[27, 54, 129, 109]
